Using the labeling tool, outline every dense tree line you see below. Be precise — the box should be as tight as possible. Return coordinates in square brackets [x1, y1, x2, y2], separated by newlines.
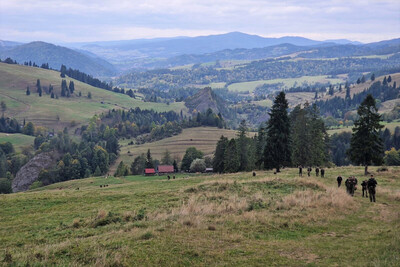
[60, 65, 112, 90]
[117, 57, 400, 89]
[99, 107, 225, 143]
[316, 80, 399, 118]
[213, 92, 330, 173]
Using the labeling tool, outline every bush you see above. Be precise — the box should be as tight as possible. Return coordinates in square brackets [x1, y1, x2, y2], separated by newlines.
[0, 178, 12, 194]
[29, 181, 43, 190]
[190, 158, 206, 173]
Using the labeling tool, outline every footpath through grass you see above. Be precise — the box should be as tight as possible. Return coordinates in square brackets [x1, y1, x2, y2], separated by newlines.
[0, 167, 399, 266]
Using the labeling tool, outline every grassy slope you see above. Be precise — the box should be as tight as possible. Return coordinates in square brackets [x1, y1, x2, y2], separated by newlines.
[324, 72, 400, 101]
[0, 133, 34, 152]
[115, 127, 249, 171]
[0, 63, 185, 131]
[227, 75, 346, 93]
[327, 120, 400, 135]
[0, 166, 399, 266]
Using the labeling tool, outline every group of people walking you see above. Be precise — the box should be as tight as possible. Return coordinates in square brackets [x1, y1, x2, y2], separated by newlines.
[298, 166, 325, 177]
[337, 174, 378, 202]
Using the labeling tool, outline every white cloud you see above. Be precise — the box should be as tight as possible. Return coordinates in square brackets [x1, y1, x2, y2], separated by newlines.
[0, 0, 399, 42]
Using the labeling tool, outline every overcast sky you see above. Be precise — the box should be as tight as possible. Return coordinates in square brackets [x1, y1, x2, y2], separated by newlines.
[1, 0, 399, 43]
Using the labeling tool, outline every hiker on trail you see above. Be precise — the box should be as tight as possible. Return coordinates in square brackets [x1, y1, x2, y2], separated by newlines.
[345, 176, 357, 196]
[298, 165, 303, 177]
[361, 180, 368, 198]
[320, 168, 325, 178]
[337, 176, 342, 187]
[307, 167, 312, 177]
[315, 167, 320, 177]
[367, 175, 378, 202]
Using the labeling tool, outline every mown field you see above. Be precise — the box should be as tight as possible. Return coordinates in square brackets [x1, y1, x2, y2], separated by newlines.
[1, 166, 399, 266]
[114, 127, 252, 171]
[0, 63, 185, 131]
[0, 133, 34, 152]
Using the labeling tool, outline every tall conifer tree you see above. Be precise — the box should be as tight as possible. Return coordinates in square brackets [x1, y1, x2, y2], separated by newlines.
[264, 92, 291, 172]
[348, 94, 384, 175]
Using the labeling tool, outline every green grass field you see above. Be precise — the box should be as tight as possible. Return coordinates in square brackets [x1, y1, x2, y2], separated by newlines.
[1, 166, 399, 266]
[327, 120, 400, 135]
[227, 75, 346, 93]
[0, 133, 34, 152]
[0, 63, 185, 131]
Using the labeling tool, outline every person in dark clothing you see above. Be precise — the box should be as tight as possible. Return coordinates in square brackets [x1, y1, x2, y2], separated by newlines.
[307, 167, 312, 177]
[298, 165, 303, 177]
[315, 167, 320, 177]
[320, 168, 325, 178]
[367, 175, 378, 202]
[361, 180, 368, 198]
[337, 176, 342, 187]
[345, 176, 357, 196]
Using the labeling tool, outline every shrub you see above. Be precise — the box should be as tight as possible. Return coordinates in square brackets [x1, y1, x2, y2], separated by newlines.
[190, 158, 206, 173]
[0, 178, 12, 194]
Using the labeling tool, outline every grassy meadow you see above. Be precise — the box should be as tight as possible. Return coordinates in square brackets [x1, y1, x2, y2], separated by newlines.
[0, 133, 34, 152]
[0, 166, 399, 266]
[114, 127, 253, 172]
[0, 63, 185, 131]
[227, 75, 346, 93]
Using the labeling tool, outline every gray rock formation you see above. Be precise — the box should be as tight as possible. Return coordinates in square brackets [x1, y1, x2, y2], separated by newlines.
[12, 152, 59, 192]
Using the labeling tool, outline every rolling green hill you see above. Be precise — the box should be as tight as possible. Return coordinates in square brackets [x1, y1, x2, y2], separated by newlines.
[0, 42, 116, 76]
[1, 166, 399, 266]
[0, 63, 185, 131]
[114, 127, 253, 171]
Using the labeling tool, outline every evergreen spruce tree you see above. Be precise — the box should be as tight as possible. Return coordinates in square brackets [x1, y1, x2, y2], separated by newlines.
[255, 126, 266, 169]
[61, 80, 67, 97]
[145, 149, 154, 168]
[161, 149, 172, 165]
[236, 120, 249, 171]
[371, 73, 375, 81]
[361, 75, 366, 83]
[387, 75, 392, 83]
[213, 135, 228, 173]
[69, 81, 75, 94]
[264, 92, 291, 172]
[224, 138, 239, 173]
[173, 160, 179, 172]
[348, 94, 384, 175]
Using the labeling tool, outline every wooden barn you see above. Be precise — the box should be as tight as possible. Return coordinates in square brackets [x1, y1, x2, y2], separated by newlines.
[157, 165, 174, 174]
[144, 168, 156, 176]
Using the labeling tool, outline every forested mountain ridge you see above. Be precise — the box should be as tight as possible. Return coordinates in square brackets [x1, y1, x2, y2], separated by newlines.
[0, 41, 116, 76]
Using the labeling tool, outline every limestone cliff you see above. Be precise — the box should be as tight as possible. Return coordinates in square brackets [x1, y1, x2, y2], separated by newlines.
[12, 152, 59, 192]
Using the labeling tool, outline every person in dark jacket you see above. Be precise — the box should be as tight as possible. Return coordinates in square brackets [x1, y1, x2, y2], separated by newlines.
[367, 175, 378, 202]
[315, 167, 320, 177]
[337, 176, 343, 187]
[320, 168, 325, 178]
[361, 180, 368, 198]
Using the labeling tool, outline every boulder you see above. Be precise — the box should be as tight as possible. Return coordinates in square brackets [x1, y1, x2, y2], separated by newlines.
[12, 152, 59, 192]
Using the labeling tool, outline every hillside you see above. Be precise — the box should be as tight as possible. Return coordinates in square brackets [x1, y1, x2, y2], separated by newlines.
[185, 87, 229, 117]
[1, 167, 399, 266]
[114, 127, 252, 171]
[0, 63, 185, 131]
[0, 42, 116, 76]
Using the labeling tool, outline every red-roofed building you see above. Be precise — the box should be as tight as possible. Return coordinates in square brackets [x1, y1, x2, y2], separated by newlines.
[144, 168, 156, 176]
[157, 165, 174, 174]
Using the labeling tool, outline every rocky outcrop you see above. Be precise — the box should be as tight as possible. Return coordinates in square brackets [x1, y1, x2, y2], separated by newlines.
[185, 87, 230, 117]
[12, 152, 59, 192]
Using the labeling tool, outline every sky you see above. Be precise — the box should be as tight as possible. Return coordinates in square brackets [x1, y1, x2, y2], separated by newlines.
[1, 0, 399, 43]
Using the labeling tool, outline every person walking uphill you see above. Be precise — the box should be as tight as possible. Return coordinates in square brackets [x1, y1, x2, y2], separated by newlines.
[337, 175, 343, 187]
[320, 168, 325, 178]
[298, 165, 303, 177]
[361, 180, 368, 198]
[367, 175, 378, 202]
[315, 167, 320, 177]
[307, 167, 312, 177]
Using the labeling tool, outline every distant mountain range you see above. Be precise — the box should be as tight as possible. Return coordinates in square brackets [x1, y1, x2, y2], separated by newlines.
[62, 32, 362, 69]
[1, 32, 399, 76]
[0, 41, 116, 76]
